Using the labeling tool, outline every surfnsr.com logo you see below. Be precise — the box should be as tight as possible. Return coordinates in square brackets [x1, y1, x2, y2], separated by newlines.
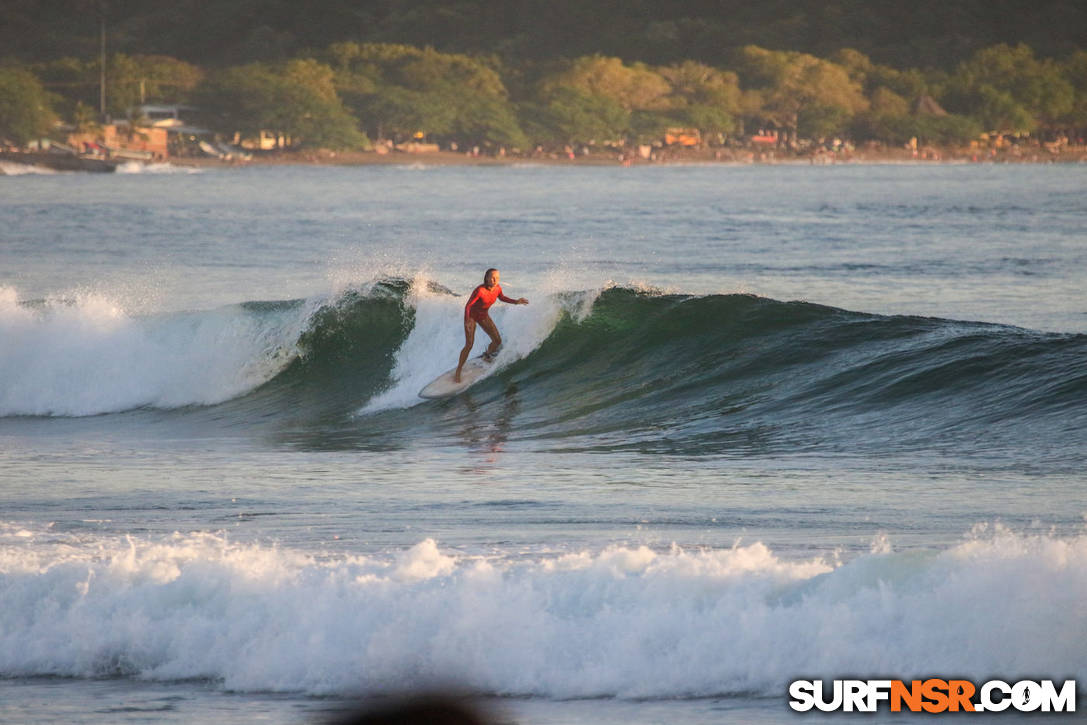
[789, 679, 1077, 713]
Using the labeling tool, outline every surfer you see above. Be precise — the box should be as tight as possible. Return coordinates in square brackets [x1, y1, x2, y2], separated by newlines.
[455, 268, 528, 383]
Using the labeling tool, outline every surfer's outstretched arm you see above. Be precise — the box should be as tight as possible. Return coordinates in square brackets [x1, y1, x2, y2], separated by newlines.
[498, 291, 528, 305]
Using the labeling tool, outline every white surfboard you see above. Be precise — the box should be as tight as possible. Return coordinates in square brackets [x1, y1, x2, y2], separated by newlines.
[418, 355, 494, 399]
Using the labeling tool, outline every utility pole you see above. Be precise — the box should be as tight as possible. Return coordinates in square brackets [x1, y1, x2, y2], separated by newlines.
[98, 3, 107, 119]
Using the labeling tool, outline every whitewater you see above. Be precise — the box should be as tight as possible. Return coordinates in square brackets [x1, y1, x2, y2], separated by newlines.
[3, 526, 1085, 698]
[2, 163, 1085, 724]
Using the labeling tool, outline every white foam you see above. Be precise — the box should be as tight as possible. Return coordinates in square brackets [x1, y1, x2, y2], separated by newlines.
[114, 161, 201, 174]
[0, 161, 57, 175]
[0, 287, 315, 416]
[361, 280, 599, 412]
[0, 528, 1083, 697]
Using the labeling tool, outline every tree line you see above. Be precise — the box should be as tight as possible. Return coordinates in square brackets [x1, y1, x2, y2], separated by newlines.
[2, 42, 1085, 151]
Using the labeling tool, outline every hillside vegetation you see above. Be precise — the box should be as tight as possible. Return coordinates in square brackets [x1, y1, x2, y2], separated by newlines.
[2, 2, 1084, 152]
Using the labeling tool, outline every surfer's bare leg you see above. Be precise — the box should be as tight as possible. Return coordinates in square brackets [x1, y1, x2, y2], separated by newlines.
[478, 316, 502, 359]
[455, 318, 477, 383]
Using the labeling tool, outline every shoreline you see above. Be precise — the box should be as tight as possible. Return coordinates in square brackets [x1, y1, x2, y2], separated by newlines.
[171, 145, 1087, 169]
[4, 145, 1086, 174]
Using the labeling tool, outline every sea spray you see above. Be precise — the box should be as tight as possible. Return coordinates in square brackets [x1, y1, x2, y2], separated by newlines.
[361, 279, 600, 413]
[0, 287, 314, 416]
[114, 162, 202, 174]
[0, 161, 58, 175]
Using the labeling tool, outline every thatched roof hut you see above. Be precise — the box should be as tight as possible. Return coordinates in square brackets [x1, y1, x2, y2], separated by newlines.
[914, 95, 948, 116]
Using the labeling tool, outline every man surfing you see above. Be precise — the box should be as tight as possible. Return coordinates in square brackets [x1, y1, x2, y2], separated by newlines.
[455, 268, 528, 383]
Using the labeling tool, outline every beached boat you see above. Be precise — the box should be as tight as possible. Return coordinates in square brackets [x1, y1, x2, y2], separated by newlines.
[0, 150, 124, 173]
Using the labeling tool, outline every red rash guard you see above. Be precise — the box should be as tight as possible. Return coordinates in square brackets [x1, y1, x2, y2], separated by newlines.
[465, 284, 515, 322]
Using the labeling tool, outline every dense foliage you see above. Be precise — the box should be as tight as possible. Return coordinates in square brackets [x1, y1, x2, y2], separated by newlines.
[194, 59, 367, 149]
[0, 68, 58, 145]
[3, 30, 1084, 151]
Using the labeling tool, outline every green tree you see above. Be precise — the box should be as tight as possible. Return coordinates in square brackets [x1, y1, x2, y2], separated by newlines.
[362, 85, 457, 139]
[31, 54, 202, 120]
[1058, 50, 1087, 128]
[29, 57, 94, 119]
[679, 103, 736, 139]
[831, 49, 927, 102]
[974, 85, 1036, 133]
[798, 105, 851, 140]
[942, 44, 1074, 132]
[852, 112, 981, 146]
[847, 86, 911, 145]
[278, 58, 368, 148]
[327, 43, 507, 97]
[453, 94, 527, 149]
[0, 67, 57, 145]
[658, 60, 742, 138]
[71, 100, 100, 134]
[629, 109, 684, 144]
[868, 87, 910, 117]
[908, 114, 983, 145]
[521, 87, 629, 146]
[326, 42, 522, 147]
[736, 46, 867, 146]
[107, 54, 203, 116]
[539, 55, 671, 111]
[195, 60, 367, 150]
[195, 63, 277, 140]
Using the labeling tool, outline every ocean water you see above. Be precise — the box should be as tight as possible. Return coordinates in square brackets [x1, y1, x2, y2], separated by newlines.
[1, 162, 1085, 723]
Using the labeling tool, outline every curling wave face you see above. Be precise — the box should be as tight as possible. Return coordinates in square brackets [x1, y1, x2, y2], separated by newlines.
[2, 281, 1085, 457]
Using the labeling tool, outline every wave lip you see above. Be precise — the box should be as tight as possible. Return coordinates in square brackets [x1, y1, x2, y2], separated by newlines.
[0, 529, 1083, 698]
[360, 281, 599, 413]
[0, 287, 312, 417]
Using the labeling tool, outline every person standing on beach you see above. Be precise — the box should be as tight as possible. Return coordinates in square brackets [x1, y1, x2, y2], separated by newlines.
[455, 268, 527, 383]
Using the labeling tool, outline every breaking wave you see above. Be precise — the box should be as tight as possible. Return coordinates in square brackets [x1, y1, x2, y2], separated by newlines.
[2, 281, 1084, 456]
[0, 526, 1083, 697]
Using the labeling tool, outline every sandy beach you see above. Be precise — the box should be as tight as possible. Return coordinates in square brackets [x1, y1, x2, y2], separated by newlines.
[171, 143, 1087, 170]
